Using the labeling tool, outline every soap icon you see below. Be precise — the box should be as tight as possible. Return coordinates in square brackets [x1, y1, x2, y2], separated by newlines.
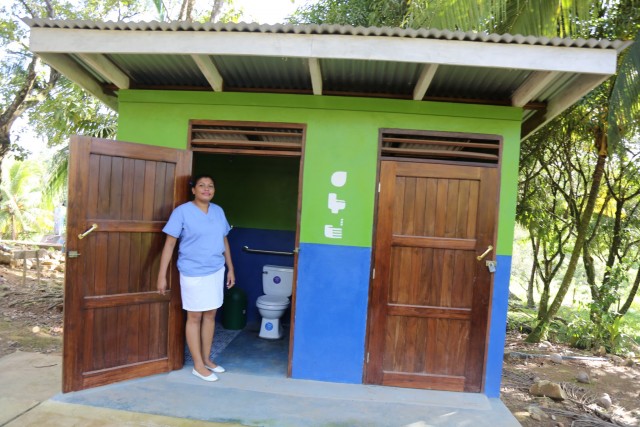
[331, 171, 347, 187]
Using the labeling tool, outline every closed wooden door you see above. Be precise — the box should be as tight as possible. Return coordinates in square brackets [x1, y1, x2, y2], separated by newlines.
[63, 136, 192, 392]
[365, 160, 498, 392]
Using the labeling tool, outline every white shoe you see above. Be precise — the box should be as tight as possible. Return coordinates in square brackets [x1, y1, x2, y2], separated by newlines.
[192, 368, 218, 382]
[206, 365, 225, 373]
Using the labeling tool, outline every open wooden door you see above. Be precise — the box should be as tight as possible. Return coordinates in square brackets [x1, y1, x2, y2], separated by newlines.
[365, 160, 498, 392]
[63, 136, 192, 392]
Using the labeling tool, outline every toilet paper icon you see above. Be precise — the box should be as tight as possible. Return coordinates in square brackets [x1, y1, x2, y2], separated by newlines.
[328, 193, 346, 214]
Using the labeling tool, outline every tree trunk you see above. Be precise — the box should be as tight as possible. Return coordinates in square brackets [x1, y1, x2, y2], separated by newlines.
[582, 243, 602, 323]
[617, 268, 640, 316]
[538, 280, 550, 320]
[0, 52, 58, 189]
[210, 0, 224, 22]
[526, 259, 536, 308]
[599, 199, 625, 314]
[526, 129, 608, 343]
[10, 213, 16, 240]
[526, 231, 539, 308]
[0, 130, 10, 189]
[0, 56, 38, 188]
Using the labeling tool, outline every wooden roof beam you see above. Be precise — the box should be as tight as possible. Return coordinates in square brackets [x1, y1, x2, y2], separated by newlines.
[308, 58, 322, 95]
[413, 64, 439, 101]
[191, 54, 224, 92]
[521, 73, 609, 140]
[76, 53, 129, 89]
[511, 71, 560, 107]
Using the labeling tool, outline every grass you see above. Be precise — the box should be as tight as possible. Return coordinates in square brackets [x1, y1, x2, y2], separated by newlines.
[507, 298, 640, 355]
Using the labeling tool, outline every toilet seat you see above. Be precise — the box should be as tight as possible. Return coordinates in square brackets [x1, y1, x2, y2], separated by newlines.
[256, 295, 289, 307]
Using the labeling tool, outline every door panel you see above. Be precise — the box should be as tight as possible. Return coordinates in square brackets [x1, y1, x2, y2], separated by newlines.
[365, 161, 498, 392]
[64, 136, 192, 392]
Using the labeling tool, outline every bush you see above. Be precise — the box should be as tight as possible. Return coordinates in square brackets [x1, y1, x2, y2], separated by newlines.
[561, 308, 636, 355]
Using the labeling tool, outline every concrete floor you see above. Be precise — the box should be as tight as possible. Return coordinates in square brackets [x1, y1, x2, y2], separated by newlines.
[1, 330, 521, 426]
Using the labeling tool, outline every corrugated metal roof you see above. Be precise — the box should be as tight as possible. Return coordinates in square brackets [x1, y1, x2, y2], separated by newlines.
[24, 18, 632, 52]
[24, 18, 633, 140]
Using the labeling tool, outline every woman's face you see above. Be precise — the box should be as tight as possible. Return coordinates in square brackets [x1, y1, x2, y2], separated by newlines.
[192, 177, 215, 203]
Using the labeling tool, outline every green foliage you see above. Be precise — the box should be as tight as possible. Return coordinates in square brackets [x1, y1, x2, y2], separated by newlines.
[27, 79, 117, 148]
[506, 306, 536, 333]
[0, 0, 142, 159]
[506, 301, 640, 354]
[0, 157, 52, 239]
[609, 32, 640, 152]
[289, 0, 410, 27]
[623, 304, 640, 344]
[561, 305, 637, 354]
[148, 0, 242, 23]
[288, 0, 604, 36]
[43, 145, 69, 208]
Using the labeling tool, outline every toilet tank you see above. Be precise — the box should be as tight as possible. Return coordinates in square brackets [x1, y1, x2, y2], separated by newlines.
[262, 265, 294, 297]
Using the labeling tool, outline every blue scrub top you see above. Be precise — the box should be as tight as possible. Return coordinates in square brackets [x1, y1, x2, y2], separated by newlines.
[162, 202, 231, 276]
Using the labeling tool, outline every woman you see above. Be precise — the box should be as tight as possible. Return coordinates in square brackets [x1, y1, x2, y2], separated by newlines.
[157, 175, 235, 382]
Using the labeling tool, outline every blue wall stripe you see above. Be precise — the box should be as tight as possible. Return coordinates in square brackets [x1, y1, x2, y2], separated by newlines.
[484, 254, 512, 397]
[291, 243, 372, 383]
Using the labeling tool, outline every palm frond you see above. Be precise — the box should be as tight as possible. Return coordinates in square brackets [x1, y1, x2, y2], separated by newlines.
[607, 30, 640, 149]
[43, 145, 69, 206]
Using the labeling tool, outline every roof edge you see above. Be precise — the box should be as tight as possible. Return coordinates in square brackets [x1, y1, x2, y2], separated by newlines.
[22, 18, 633, 52]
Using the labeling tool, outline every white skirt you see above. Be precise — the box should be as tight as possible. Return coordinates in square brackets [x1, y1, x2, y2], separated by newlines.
[180, 268, 225, 312]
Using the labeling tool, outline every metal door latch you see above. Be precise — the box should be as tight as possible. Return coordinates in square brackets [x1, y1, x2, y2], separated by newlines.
[78, 223, 98, 240]
[477, 245, 493, 261]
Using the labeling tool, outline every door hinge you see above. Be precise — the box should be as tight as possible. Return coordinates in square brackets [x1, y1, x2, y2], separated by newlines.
[366, 352, 370, 363]
[378, 182, 381, 193]
[372, 268, 375, 279]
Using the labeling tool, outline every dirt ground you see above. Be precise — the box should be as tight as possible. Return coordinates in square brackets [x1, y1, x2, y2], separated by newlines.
[1, 262, 639, 426]
[0, 264, 63, 358]
[501, 331, 640, 426]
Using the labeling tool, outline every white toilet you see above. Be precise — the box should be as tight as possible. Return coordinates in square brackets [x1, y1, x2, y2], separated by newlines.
[256, 265, 293, 339]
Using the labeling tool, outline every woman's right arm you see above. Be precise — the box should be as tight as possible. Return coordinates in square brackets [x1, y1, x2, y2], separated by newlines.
[157, 235, 177, 295]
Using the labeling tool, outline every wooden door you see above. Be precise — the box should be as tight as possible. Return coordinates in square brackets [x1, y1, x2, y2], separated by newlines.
[63, 136, 192, 392]
[365, 161, 498, 392]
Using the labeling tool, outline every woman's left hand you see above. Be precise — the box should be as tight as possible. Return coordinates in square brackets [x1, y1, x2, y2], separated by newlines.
[226, 270, 236, 289]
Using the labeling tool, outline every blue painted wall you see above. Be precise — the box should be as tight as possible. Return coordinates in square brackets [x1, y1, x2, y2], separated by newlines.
[291, 243, 372, 383]
[484, 255, 512, 397]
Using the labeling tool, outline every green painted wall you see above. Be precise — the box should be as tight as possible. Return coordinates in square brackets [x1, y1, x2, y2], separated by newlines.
[117, 90, 521, 255]
[192, 154, 298, 231]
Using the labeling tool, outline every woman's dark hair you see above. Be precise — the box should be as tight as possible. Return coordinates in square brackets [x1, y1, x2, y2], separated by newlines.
[189, 174, 215, 189]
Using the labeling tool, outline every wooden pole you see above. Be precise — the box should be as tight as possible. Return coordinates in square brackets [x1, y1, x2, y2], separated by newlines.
[36, 251, 41, 285]
[23, 251, 27, 286]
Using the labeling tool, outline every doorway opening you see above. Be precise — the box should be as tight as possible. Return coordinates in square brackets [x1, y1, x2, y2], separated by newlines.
[189, 120, 305, 378]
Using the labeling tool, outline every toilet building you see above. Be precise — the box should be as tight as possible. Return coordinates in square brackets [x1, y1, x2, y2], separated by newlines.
[25, 19, 628, 396]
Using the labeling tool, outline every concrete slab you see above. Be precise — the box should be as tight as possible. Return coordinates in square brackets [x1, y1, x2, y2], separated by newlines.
[4, 400, 239, 427]
[0, 351, 61, 425]
[54, 367, 521, 426]
[1, 350, 520, 426]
